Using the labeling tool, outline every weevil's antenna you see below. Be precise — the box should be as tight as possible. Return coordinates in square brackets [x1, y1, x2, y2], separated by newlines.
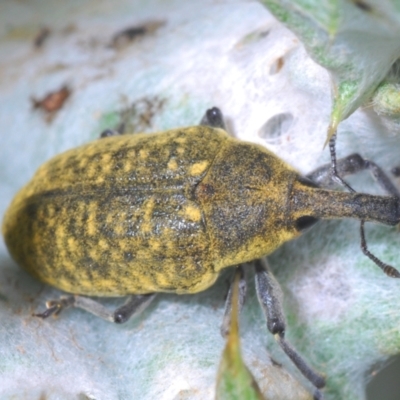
[360, 220, 400, 278]
[329, 132, 400, 278]
[329, 133, 354, 192]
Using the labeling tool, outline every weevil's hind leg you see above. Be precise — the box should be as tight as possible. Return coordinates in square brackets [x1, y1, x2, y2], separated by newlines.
[35, 293, 156, 323]
[199, 107, 227, 130]
[306, 152, 400, 196]
[254, 258, 326, 396]
[220, 265, 247, 337]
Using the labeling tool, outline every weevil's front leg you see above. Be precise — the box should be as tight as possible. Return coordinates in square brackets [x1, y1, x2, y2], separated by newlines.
[35, 293, 156, 324]
[254, 258, 326, 397]
[307, 153, 400, 197]
[199, 107, 227, 130]
[220, 265, 247, 337]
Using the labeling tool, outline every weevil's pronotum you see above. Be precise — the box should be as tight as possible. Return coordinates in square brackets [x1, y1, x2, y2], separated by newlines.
[3, 107, 400, 398]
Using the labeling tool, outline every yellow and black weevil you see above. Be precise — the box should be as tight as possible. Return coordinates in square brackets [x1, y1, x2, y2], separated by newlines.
[3, 107, 400, 398]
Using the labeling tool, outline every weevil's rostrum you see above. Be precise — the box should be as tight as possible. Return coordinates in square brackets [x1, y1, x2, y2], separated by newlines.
[3, 123, 400, 298]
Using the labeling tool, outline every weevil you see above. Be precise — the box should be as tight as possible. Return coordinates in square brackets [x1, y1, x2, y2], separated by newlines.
[3, 107, 400, 398]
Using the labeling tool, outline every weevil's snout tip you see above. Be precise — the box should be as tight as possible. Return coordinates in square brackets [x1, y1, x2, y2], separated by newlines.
[379, 195, 400, 226]
[392, 196, 400, 226]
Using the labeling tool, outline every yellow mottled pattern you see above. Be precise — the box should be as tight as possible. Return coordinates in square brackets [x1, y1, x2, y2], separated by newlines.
[3, 127, 227, 295]
[3, 125, 311, 297]
[180, 205, 202, 222]
[167, 158, 178, 171]
[189, 161, 209, 176]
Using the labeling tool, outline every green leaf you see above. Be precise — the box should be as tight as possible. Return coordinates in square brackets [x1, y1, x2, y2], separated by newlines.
[216, 271, 265, 400]
[260, 0, 400, 141]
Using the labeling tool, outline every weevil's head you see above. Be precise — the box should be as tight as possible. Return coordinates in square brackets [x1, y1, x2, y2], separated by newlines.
[286, 176, 321, 232]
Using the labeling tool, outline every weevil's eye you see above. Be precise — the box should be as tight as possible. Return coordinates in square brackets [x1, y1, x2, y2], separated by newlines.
[295, 216, 319, 232]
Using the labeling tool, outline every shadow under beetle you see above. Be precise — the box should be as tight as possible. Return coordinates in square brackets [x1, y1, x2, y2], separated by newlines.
[3, 107, 400, 399]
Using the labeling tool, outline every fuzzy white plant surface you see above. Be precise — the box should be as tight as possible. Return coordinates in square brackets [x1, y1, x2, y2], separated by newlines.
[262, 0, 400, 140]
[1, 1, 400, 400]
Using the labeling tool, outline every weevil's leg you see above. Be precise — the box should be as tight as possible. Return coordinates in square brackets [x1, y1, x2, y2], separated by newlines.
[35, 293, 156, 323]
[99, 122, 126, 138]
[366, 160, 400, 197]
[306, 153, 400, 196]
[34, 295, 75, 318]
[360, 220, 400, 278]
[254, 258, 326, 394]
[307, 153, 365, 189]
[392, 166, 400, 177]
[199, 107, 227, 130]
[220, 265, 247, 337]
[112, 294, 156, 323]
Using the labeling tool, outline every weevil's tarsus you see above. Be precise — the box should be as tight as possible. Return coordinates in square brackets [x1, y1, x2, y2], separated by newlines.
[111, 294, 156, 323]
[313, 389, 324, 400]
[73, 293, 156, 323]
[35, 306, 57, 319]
[276, 335, 325, 390]
[34, 295, 75, 318]
[391, 166, 400, 178]
[35, 293, 156, 323]
[360, 220, 400, 278]
[255, 258, 326, 392]
[200, 107, 227, 130]
[220, 265, 247, 337]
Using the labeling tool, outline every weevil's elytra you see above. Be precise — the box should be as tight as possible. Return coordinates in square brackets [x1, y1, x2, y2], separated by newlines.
[4, 127, 230, 295]
[3, 107, 400, 397]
